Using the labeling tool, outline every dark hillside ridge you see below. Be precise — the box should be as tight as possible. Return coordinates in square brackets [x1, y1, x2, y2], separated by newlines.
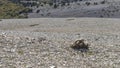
[8, 0, 120, 18]
[10, 0, 89, 7]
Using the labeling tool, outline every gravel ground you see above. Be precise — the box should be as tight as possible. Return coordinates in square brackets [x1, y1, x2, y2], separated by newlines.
[0, 18, 120, 68]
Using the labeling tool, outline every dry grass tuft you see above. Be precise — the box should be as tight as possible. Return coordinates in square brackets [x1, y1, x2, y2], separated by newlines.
[71, 39, 90, 52]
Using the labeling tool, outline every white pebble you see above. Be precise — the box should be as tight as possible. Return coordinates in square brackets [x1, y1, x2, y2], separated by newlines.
[50, 65, 56, 68]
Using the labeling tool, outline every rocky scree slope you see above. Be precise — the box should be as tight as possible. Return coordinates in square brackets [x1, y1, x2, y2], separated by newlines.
[20, 0, 120, 18]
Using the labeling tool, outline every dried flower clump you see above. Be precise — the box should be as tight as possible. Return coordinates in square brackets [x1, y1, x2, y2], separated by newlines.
[71, 39, 90, 52]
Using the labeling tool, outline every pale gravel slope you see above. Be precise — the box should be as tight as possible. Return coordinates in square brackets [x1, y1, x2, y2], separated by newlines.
[0, 18, 120, 68]
[0, 18, 120, 34]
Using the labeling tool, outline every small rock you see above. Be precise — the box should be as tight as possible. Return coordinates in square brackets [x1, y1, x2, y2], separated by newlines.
[38, 37, 46, 43]
[11, 48, 16, 52]
[50, 65, 57, 68]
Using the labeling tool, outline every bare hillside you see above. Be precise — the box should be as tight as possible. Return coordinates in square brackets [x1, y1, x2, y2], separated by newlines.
[27, 0, 120, 18]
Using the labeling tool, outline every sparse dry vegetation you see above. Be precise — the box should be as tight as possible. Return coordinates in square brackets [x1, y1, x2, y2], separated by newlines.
[1, 0, 119, 18]
[71, 39, 90, 52]
[29, 24, 39, 27]
[0, 0, 29, 19]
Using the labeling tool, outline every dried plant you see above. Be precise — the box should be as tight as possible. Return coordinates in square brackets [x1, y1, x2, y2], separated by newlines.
[71, 39, 90, 52]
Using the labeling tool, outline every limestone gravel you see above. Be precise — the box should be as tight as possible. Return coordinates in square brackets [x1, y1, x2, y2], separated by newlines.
[0, 18, 120, 68]
[0, 31, 120, 68]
